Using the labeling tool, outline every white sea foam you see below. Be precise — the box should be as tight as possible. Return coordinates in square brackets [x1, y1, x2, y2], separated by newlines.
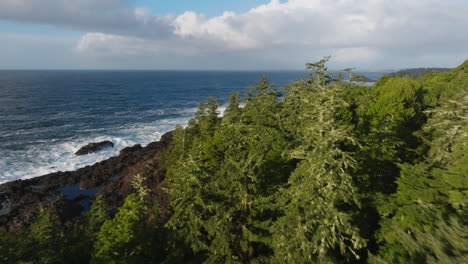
[0, 104, 236, 183]
[218, 105, 227, 117]
[0, 116, 192, 184]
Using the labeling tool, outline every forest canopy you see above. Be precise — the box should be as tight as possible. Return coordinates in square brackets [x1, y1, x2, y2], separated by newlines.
[1, 58, 467, 264]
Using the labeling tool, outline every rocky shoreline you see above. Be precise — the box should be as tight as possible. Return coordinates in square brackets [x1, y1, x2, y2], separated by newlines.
[0, 131, 173, 233]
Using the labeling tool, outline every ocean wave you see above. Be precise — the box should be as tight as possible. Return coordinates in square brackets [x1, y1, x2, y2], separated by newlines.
[0, 116, 191, 184]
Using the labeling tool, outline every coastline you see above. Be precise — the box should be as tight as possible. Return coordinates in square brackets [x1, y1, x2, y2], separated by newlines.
[0, 131, 173, 233]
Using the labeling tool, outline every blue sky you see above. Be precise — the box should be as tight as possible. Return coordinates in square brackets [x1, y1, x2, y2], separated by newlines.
[133, 0, 270, 16]
[0, 0, 467, 70]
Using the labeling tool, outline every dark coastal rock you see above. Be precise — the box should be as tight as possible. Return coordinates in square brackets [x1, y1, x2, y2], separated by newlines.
[0, 192, 11, 216]
[5, 198, 83, 233]
[75, 140, 114, 155]
[119, 144, 142, 155]
[0, 131, 174, 233]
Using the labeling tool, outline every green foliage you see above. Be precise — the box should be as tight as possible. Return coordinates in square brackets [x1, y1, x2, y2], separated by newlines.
[30, 208, 65, 263]
[371, 218, 468, 264]
[0, 232, 15, 263]
[86, 194, 111, 236]
[223, 91, 241, 124]
[386, 67, 451, 79]
[92, 193, 149, 263]
[166, 76, 290, 263]
[131, 174, 150, 201]
[272, 57, 366, 263]
[375, 63, 468, 262]
[3, 207, 66, 264]
[56, 194, 114, 264]
[189, 96, 221, 138]
[9, 59, 468, 264]
[400, 218, 468, 263]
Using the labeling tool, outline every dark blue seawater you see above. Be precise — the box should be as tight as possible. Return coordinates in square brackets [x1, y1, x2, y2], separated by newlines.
[0, 70, 383, 183]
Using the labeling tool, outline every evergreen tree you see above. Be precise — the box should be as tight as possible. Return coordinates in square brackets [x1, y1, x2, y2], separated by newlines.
[272, 57, 366, 263]
[223, 91, 241, 124]
[0, 232, 15, 263]
[370, 218, 468, 264]
[86, 194, 111, 236]
[59, 195, 112, 264]
[24, 207, 65, 264]
[167, 77, 289, 263]
[189, 96, 221, 138]
[376, 68, 468, 263]
[92, 194, 149, 263]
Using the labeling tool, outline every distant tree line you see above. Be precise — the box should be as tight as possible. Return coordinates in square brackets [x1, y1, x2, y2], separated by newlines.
[386, 67, 452, 79]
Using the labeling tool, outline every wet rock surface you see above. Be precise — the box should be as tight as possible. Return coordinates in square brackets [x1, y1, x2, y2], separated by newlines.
[75, 140, 114, 155]
[0, 131, 173, 233]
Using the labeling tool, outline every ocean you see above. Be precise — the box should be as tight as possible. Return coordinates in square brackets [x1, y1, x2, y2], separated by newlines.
[0, 70, 383, 183]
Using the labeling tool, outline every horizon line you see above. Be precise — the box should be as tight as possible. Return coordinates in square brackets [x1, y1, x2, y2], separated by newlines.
[0, 68, 396, 73]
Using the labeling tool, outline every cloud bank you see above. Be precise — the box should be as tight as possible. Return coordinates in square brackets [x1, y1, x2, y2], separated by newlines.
[1, 0, 467, 69]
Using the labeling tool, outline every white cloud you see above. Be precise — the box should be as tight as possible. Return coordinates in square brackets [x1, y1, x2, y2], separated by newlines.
[1, 0, 467, 69]
[76, 33, 153, 56]
[0, 0, 174, 39]
[173, 11, 259, 49]
[334, 47, 380, 63]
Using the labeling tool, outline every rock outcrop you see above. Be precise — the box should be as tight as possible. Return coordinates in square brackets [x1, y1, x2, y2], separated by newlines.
[0, 132, 173, 233]
[75, 140, 114, 155]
